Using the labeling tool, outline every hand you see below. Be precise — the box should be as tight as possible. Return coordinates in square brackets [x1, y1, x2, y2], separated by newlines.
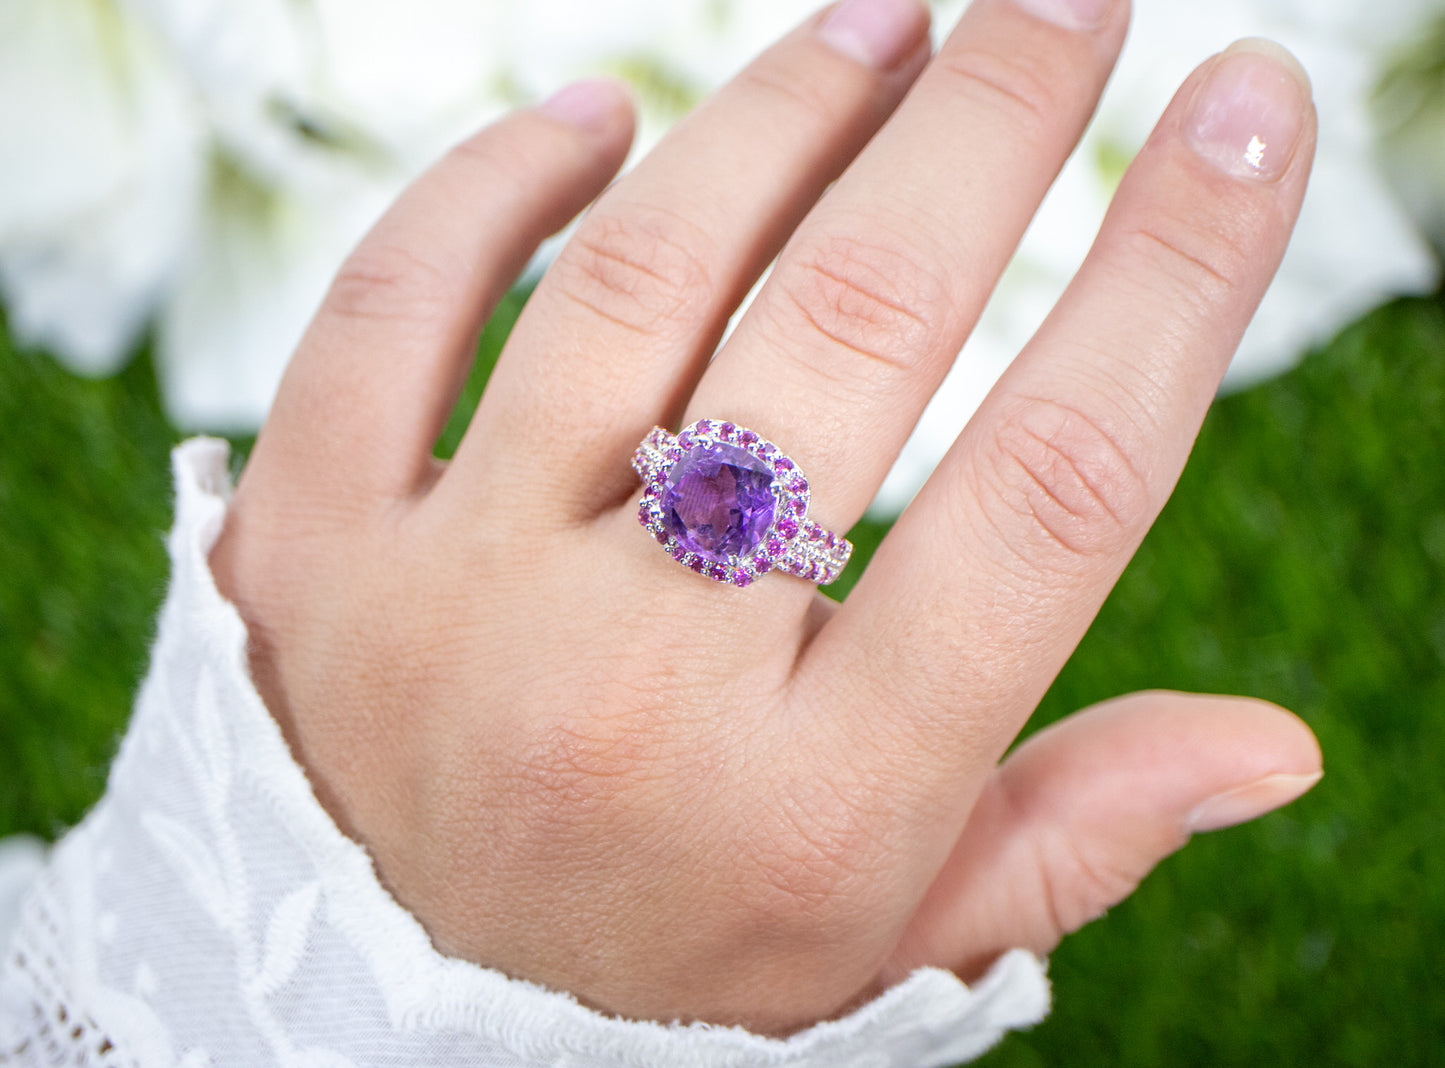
[210, 0, 1322, 1035]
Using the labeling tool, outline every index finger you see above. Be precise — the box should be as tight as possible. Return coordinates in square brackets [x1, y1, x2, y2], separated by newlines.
[807, 40, 1316, 790]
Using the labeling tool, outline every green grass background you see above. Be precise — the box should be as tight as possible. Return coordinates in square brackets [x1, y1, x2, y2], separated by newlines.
[3, 288, 1444, 1063]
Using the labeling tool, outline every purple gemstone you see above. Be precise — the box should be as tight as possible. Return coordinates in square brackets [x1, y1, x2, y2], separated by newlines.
[776, 516, 800, 539]
[773, 457, 794, 474]
[738, 430, 759, 447]
[790, 477, 808, 495]
[662, 443, 778, 564]
[733, 570, 753, 588]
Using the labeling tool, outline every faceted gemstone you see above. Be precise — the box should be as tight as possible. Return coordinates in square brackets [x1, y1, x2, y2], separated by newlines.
[776, 515, 800, 539]
[662, 443, 778, 563]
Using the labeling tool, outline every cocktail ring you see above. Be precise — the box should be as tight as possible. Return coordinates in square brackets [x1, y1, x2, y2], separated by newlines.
[633, 419, 852, 588]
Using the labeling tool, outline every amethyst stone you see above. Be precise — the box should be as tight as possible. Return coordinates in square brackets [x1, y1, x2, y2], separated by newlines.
[662, 443, 777, 563]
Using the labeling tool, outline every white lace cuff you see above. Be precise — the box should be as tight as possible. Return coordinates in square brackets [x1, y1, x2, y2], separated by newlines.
[0, 438, 1050, 1067]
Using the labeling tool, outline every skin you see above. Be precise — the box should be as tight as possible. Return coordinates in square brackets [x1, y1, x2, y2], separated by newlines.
[209, 0, 1324, 1036]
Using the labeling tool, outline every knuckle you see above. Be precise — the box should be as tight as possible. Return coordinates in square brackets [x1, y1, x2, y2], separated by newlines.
[549, 205, 715, 338]
[326, 243, 451, 329]
[1119, 212, 1251, 319]
[1038, 827, 1149, 936]
[981, 397, 1151, 565]
[442, 130, 535, 198]
[736, 62, 840, 129]
[935, 46, 1057, 138]
[776, 230, 951, 383]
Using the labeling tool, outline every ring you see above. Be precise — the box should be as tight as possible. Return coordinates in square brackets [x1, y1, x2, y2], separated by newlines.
[633, 419, 853, 588]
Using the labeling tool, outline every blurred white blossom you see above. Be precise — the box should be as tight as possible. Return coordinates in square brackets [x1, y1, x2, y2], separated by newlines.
[0, 0, 203, 375]
[0, 0, 1439, 471]
[1376, 13, 1445, 256]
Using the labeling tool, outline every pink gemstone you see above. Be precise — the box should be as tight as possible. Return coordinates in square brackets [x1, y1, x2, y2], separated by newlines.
[738, 430, 758, 447]
[733, 570, 753, 588]
[776, 516, 799, 538]
[753, 558, 772, 575]
[773, 457, 794, 474]
[791, 498, 807, 516]
[790, 477, 808, 495]
[694, 419, 713, 435]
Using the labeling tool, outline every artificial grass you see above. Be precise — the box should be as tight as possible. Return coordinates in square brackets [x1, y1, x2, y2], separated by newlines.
[3, 291, 1444, 1061]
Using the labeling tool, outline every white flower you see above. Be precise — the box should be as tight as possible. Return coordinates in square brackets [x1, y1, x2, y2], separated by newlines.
[1376, 12, 1445, 256]
[0, 0, 204, 375]
[1, 0, 1437, 443]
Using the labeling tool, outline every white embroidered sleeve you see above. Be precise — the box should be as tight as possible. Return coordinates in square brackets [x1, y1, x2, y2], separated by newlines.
[0, 438, 1050, 1068]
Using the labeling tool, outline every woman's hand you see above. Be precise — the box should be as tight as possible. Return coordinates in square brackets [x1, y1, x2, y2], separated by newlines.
[209, 0, 1322, 1035]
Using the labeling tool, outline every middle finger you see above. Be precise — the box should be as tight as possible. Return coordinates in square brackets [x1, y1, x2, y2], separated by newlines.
[447, 0, 933, 516]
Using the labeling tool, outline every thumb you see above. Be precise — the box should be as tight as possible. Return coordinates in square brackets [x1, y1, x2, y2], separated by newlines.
[883, 691, 1322, 982]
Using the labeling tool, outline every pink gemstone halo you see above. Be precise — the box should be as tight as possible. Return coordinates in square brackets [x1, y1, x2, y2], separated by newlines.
[632, 419, 853, 588]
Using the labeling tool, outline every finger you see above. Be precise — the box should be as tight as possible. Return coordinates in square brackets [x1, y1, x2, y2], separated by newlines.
[444, 0, 933, 516]
[816, 40, 1316, 780]
[881, 692, 1322, 982]
[245, 81, 634, 503]
[683, 0, 1129, 539]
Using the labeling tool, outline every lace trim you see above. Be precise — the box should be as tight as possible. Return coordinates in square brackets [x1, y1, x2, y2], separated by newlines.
[2, 889, 136, 1068]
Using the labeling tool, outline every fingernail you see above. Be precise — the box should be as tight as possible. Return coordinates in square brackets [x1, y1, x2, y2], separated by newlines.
[819, 0, 930, 71]
[1186, 771, 1322, 833]
[1010, 0, 1113, 31]
[1185, 39, 1310, 183]
[538, 78, 626, 133]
